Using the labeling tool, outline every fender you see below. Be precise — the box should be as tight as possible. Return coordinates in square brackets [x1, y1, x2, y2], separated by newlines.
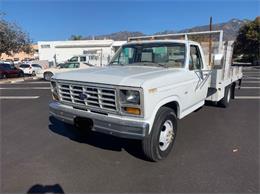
[146, 95, 181, 134]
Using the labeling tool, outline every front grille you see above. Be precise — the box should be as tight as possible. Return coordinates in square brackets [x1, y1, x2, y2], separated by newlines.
[57, 81, 117, 112]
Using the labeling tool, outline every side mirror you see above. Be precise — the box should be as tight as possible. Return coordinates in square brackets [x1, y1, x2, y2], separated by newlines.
[213, 53, 224, 66]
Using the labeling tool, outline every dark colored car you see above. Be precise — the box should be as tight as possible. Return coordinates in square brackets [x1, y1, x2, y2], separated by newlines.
[0, 63, 24, 79]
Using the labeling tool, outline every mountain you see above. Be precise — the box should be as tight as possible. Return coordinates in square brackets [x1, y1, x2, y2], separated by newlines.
[178, 18, 250, 40]
[83, 18, 250, 41]
[84, 31, 145, 41]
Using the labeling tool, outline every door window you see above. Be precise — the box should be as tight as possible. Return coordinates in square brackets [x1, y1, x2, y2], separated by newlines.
[32, 64, 42, 68]
[20, 64, 30, 68]
[189, 45, 203, 70]
[0, 64, 11, 70]
[80, 56, 86, 62]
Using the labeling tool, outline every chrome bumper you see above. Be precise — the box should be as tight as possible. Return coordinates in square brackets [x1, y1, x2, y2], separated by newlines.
[49, 101, 149, 139]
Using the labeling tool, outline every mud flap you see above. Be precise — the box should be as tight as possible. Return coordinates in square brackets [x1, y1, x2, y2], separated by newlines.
[238, 79, 242, 89]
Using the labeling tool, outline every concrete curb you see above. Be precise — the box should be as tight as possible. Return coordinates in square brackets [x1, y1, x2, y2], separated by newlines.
[0, 77, 39, 84]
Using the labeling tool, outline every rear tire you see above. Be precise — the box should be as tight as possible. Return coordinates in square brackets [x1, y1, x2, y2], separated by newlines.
[32, 71, 36, 76]
[0, 73, 6, 79]
[230, 82, 236, 99]
[19, 72, 24, 77]
[218, 85, 231, 108]
[142, 107, 177, 162]
[44, 72, 53, 81]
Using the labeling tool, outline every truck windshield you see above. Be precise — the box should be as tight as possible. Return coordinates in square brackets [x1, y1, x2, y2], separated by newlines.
[110, 43, 186, 68]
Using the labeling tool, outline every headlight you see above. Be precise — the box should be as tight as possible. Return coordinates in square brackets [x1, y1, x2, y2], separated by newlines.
[120, 90, 140, 104]
[119, 89, 142, 116]
[50, 80, 59, 101]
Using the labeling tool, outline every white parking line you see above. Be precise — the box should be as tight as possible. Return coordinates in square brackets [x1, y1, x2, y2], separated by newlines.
[243, 75, 260, 78]
[242, 81, 260, 83]
[243, 77, 260, 80]
[0, 87, 51, 90]
[235, 96, 260, 100]
[9, 81, 49, 84]
[243, 72, 260, 73]
[243, 74, 260, 76]
[0, 96, 40, 99]
[236, 87, 260, 89]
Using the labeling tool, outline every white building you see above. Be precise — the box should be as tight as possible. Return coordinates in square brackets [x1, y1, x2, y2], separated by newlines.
[38, 40, 126, 67]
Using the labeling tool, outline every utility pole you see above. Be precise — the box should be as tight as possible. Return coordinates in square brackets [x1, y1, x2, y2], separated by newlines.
[209, 16, 212, 66]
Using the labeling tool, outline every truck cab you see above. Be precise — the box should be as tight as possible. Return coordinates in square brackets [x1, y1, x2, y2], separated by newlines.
[49, 31, 242, 161]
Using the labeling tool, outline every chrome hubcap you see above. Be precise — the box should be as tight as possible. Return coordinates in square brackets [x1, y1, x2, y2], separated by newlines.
[159, 120, 174, 151]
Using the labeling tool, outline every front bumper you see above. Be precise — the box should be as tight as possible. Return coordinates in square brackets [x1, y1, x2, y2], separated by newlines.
[49, 101, 149, 139]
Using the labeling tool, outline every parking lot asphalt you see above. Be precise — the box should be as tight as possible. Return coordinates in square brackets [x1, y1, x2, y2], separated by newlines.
[0, 67, 259, 193]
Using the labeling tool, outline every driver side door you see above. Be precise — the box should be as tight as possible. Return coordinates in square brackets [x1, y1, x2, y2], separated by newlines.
[189, 44, 209, 105]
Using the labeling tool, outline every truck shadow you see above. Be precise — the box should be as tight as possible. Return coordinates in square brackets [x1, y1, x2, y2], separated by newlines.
[48, 116, 148, 161]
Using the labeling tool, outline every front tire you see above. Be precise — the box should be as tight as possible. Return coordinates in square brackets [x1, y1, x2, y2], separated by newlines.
[142, 107, 177, 162]
[44, 72, 53, 81]
[0, 73, 7, 79]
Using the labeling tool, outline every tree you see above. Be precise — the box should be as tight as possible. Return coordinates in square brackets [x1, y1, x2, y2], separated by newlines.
[69, 35, 84, 40]
[233, 17, 260, 63]
[0, 14, 32, 57]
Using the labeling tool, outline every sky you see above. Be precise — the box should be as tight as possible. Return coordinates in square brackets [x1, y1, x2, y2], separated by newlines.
[0, 0, 259, 42]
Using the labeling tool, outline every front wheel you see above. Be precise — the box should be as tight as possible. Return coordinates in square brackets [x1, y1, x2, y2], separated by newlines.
[0, 73, 7, 79]
[44, 72, 53, 81]
[142, 107, 177, 162]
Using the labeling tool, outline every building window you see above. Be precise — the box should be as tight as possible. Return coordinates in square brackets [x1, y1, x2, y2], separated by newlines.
[80, 56, 86, 62]
[41, 44, 50, 48]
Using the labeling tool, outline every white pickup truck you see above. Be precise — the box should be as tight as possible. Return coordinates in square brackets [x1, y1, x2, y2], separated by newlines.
[49, 31, 242, 161]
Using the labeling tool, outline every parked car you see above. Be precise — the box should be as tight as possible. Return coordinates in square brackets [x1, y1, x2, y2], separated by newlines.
[19, 64, 42, 76]
[67, 55, 99, 66]
[0, 63, 24, 79]
[36, 62, 90, 81]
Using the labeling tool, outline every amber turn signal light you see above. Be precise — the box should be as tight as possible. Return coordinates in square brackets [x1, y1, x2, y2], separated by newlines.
[125, 107, 141, 115]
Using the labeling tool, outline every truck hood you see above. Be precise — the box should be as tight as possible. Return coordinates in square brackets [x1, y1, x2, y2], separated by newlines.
[53, 65, 185, 87]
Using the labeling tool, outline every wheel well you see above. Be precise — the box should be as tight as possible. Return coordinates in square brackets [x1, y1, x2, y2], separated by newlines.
[162, 101, 180, 118]
[44, 71, 52, 75]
